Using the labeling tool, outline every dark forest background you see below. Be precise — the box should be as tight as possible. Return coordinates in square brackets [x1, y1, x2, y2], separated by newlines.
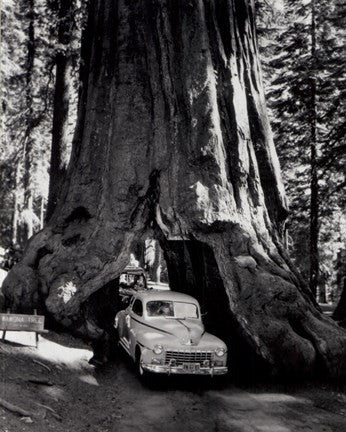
[0, 0, 345, 303]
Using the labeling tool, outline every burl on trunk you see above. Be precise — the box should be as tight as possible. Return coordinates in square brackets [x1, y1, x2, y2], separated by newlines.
[3, 0, 346, 378]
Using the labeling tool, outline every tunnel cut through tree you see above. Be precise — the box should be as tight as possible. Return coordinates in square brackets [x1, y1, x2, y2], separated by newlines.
[3, 0, 346, 378]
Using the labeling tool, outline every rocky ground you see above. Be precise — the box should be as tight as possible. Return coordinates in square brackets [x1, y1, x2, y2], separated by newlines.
[0, 331, 346, 432]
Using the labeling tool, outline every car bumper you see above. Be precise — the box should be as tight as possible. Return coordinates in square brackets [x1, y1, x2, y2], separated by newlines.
[142, 363, 228, 376]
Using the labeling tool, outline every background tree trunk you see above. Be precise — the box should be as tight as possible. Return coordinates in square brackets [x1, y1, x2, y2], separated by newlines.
[309, 0, 319, 299]
[40, 196, 45, 229]
[11, 161, 21, 245]
[145, 239, 162, 283]
[22, 0, 36, 242]
[3, 0, 346, 378]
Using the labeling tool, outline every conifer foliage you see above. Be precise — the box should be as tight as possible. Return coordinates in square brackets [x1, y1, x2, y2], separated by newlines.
[0, 0, 82, 250]
[258, 0, 346, 301]
[1, 0, 54, 246]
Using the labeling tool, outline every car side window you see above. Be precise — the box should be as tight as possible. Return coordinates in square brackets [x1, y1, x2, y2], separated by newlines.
[132, 299, 143, 316]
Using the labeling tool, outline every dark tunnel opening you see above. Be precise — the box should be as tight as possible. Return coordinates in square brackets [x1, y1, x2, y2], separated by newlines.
[160, 239, 269, 378]
[161, 240, 232, 341]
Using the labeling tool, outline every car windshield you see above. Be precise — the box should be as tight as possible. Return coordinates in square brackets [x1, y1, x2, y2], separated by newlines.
[146, 301, 198, 319]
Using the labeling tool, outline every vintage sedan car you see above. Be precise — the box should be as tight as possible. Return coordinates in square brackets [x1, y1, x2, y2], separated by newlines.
[114, 290, 228, 376]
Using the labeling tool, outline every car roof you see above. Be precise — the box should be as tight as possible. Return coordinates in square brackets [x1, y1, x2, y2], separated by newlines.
[121, 265, 145, 274]
[134, 290, 199, 304]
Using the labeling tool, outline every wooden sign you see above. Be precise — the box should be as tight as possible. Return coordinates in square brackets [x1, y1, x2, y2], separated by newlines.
[0, 313, 45, 332]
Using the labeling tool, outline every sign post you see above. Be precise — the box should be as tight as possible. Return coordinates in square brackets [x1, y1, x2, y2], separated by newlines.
[0, 310, 47, 347]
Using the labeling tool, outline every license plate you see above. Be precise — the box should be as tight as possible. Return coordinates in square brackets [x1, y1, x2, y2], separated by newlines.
[183, 363, 200, 372]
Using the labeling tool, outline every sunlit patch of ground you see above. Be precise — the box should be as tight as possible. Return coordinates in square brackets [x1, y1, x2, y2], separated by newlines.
[0, 331, 345, 432]
[0, 331, 91, 368]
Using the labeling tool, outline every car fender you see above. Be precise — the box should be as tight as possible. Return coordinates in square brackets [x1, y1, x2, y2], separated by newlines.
[130, 326, 155, 355]
[200, 332, 228, 350]
[135, 331, 153, 351]
[135, 341, 152, 363]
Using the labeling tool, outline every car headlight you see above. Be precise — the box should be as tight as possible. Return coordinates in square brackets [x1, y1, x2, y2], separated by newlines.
[215, 347, 226, 357]
[153, 344, 164, 355]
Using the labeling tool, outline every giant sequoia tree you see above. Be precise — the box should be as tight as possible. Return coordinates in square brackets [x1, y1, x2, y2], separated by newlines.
[3, 0, 346, 378]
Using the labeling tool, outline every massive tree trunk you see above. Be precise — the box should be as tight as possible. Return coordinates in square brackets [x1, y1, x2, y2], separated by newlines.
[3, 0, 346, 378]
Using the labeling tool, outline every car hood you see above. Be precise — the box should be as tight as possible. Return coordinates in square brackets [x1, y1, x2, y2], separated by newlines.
[140, 318, 212, 347]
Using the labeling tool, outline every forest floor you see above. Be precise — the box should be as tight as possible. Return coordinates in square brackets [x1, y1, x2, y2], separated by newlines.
[0, 331, 346, 432]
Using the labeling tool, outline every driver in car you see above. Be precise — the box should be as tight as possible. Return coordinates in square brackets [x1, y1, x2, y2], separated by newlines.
[158, 304, 172, 316]
[148, 301, 173, 316]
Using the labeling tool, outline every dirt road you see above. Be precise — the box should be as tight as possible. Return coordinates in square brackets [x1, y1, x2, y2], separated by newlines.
[1, 332, 345, 432]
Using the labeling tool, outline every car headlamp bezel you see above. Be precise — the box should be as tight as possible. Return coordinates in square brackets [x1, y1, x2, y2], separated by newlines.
[153, 344, 164, 355]
[215, 347, 226, 357]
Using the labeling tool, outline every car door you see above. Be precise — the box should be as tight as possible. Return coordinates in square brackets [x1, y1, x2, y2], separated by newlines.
[128, 298, 144, 358]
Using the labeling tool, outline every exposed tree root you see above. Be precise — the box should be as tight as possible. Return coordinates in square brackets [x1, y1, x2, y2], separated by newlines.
[0, 397, 34, 418]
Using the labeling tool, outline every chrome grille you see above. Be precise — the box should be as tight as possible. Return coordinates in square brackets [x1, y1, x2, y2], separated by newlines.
[165, 350, 213, 366]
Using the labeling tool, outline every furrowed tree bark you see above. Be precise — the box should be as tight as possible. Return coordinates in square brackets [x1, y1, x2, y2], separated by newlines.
[46, 0, 76, 221]
[3, 0, 346, 378]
